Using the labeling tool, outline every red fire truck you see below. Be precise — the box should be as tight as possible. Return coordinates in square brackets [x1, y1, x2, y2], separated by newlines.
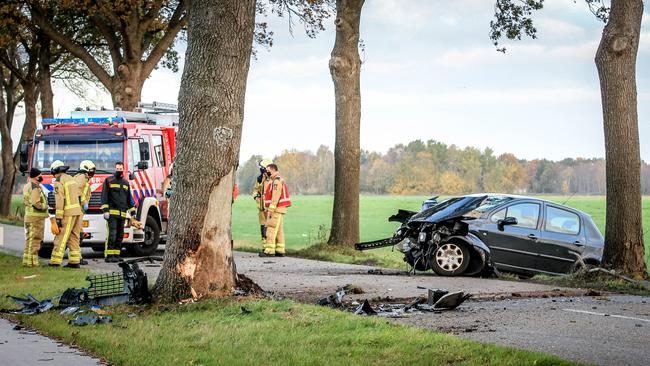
[19, 103, 177, 258]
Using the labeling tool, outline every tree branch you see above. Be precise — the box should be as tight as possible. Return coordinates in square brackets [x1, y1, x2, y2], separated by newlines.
[142, 2, 187, 77]
[90, 15, 123, 67]
[29, 3, 112, 89]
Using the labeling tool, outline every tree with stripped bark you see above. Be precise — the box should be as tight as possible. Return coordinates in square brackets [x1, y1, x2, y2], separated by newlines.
[490, 0, 647, 276]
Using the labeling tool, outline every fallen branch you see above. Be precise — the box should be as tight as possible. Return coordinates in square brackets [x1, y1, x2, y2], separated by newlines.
[587, 267, 648, 289]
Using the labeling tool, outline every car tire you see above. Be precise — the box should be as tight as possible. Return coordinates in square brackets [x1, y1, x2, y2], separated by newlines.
[129, 216, 160, 256]
[404, 249, 429, 271]
[37, 246, 53, 259]
[430, 241, 470, 276]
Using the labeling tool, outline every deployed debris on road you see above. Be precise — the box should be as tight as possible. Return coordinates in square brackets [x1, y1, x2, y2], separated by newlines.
[6, 294, 54, 314]
[317, 287, 347, 307]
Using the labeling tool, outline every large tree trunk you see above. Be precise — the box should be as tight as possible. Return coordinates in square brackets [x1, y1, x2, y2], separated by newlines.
[154, 0, 256, 303]
[328, 0, 364, 246]
[595, 0, 647, 276]
[38, 36, 54, 119]
[0, 84, 17, 217]
[111, 62, 144, 111]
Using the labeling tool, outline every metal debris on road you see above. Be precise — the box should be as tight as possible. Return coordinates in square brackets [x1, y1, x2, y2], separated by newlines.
[6, 294, 54, 314]
[69, 315, 113, 326]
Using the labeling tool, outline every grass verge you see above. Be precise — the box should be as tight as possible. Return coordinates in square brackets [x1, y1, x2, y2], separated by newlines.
[531, 268, 650, 296]
[0, 253, 577, 366]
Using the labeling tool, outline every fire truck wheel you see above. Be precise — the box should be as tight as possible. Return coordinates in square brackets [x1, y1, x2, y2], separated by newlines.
[130, 215, 160, 256]
[38, 246, 53, 258]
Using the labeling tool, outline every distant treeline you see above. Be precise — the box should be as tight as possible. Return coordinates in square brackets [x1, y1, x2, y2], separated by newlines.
[237, 140, 650, 196]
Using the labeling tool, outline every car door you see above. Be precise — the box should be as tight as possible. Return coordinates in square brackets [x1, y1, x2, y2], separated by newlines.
[482, 202, 541, 272]
[536, 204, 585, 274]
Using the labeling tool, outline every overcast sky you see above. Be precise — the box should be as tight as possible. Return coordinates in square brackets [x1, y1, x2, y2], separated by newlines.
[14, 0, 650, 163]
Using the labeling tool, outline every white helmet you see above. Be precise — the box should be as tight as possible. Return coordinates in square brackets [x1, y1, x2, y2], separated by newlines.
[50, 160, 68, 174]
[79, 160, 96, 172]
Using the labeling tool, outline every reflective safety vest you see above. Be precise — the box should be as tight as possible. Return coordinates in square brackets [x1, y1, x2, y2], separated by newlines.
[54, 173, 83, 218]
[264, 176, 291, 211]
[23, 182, 48, 223]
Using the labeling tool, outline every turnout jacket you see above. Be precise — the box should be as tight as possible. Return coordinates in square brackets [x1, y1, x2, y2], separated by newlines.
[54, 173, 83, 219]
[101, 175, 136, 218]
[23, 182, 48, 223]
[74, 173, 91, 207]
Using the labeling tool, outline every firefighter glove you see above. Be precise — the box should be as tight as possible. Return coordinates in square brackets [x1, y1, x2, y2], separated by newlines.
[130, 218, 144, 229]
[50, 218, 60, 235]
[103, 212, 110, 220]
[82, 203, 89, 212]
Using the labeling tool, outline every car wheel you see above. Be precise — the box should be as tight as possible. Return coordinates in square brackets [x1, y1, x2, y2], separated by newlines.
[38, 246, 53, 259]
[404, 249, 429, 271]
[129, 216, 160, 256]
[430, 242, 470, 276]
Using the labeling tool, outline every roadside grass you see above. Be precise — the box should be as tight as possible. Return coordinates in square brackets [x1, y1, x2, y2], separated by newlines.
[530, 268, 650, 296]
[0, 254, 577, 366]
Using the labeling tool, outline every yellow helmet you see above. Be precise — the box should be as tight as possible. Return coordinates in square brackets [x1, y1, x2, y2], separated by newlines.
[258, 159, 273, 169]
[50, 160, 68, 174]
[80, 160, 96, 172]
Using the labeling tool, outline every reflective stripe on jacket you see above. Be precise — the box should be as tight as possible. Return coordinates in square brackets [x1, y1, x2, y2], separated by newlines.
[264, 175, 291, 212]
[23, 182, 48, 223]
[101, 176, 136, 218]
[54, 173, 83, 218]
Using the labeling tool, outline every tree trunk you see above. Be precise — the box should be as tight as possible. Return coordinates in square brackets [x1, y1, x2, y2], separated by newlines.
[328, 0, 364, 246]
[595, 0, 647, 276]
[38, 36, 54, 119]
[111, 62, 144, 111]
[0, 85, 17, 217]
[154, 0, 256, 303]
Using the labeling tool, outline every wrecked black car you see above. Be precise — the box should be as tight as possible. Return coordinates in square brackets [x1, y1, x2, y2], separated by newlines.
[356, 194, 604, 276]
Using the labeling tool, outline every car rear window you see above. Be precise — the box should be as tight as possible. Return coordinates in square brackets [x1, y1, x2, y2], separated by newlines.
[545, 206, 580, 235]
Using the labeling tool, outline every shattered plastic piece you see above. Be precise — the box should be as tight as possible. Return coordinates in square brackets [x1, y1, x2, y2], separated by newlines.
[7, 294, 54, 314]
[69, 315, 112, 326]
[233, 289, 247, 296]
[59, 288, 89, 308]
[12, 325, 23, 331]
[127, 312, 138, 318]
[317, 287, 347, 307]
[59, 307, 80, 316]
[90, 306, 108, 315]
[433, 291, 472, 310]
[427, 289, 450, 306]
[354, 300, 377, 316]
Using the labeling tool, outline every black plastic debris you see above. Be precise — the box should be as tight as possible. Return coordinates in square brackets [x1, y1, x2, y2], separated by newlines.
[59, 306, 80, 316]
[317, 287, 347, 307]
[69, 315, 112, 326]
[354, 300, 377, 316]
[59, 288, 89, 308]
[430, 290, 472, 310]
[6, 294, 54, 314]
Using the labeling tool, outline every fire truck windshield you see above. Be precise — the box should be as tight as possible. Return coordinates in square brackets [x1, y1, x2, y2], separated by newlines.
[32, 140, 123, 173]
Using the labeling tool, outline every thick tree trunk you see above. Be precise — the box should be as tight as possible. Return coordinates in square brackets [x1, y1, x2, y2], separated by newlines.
[328, 0, 364, 246]
[111, 62, 144, 111]
[154, 0, 256, 303]
[38, 35, 54, 119]
[595, 0, 647, 276]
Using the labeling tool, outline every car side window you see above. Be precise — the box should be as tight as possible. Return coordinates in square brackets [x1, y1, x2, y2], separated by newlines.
[504, 203, 540, 229]
[490, 208, 506, 223]
[545, 206, 580, 235]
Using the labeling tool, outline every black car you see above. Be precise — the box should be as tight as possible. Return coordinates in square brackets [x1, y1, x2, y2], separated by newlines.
[355, 194, 604, 276]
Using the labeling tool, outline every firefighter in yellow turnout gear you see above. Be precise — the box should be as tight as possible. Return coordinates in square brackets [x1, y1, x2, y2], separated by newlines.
[261, 164, 291, 257]
[252, 159, 273, 245]
[22, 168, 48, 267]
[73, 160, 96, 266]
[48, 160, 83, 268]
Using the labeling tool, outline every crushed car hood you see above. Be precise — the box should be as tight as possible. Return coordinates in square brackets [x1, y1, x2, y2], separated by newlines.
[408, 195, 488, 224]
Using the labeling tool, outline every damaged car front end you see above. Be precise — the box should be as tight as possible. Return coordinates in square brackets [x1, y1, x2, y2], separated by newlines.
[356, 195, 496, 276]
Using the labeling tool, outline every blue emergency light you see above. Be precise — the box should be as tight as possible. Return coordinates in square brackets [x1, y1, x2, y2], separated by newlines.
[41, 117, 127, 125]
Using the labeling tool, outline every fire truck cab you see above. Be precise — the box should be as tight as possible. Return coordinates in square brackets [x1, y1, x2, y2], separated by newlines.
[19, 103, 177, 258]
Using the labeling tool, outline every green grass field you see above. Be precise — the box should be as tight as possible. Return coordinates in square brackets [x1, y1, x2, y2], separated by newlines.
[0, 253, 575, 366]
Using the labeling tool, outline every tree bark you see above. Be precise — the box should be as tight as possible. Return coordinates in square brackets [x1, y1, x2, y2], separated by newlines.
[328, 0, 364, 246]
[154, 0, 256, 303]
[0, 78, 19, 217]
[111, 62, 145, 111]
[38, 35, 54, 119]
[595, 0, 647, 276]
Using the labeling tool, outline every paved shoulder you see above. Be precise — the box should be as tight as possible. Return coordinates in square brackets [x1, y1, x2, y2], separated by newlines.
[0, 318, 103, 366]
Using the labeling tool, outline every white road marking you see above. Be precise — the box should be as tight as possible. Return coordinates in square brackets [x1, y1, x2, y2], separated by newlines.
[562, 308, 650, 323]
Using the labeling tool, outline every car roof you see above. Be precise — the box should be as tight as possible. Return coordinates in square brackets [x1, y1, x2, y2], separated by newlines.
[463, 193, 592, 217]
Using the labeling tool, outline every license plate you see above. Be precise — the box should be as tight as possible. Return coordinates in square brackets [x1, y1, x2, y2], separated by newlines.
[82, 221, 89, 228]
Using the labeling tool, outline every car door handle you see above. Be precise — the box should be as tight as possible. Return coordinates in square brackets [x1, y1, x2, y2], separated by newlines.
[528, 234, 538, 241]
[573, 241, 584, 247]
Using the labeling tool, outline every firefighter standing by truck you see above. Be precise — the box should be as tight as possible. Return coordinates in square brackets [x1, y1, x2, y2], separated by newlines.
[101, 162, 140, 263]
[252, 159, 273, 245]
[48, 160, 83, 268]
[22, 168, 48, 267]
[73, 160, 96, 266]
[261, 163, 291, 257]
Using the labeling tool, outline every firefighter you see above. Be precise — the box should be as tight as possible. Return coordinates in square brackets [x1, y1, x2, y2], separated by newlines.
[22, 168, 48, 267]
[261, 163, 291, 257]
[252, 159, 273, 244]
[74, 160, 96, 266]
[48, 160, 83, 268]
[101, 162, 137, 263]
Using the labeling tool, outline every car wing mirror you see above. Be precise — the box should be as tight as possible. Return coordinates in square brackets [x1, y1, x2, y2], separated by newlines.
[139, 141, 150, 162]
[128, 172, 136, 180]
[137, 161, 149, 170]
[497, 216, 518, 231]
[19, 141, 31, 174]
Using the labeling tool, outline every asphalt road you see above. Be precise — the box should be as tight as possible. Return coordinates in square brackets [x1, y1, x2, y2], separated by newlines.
[2, 223, 649, 365]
